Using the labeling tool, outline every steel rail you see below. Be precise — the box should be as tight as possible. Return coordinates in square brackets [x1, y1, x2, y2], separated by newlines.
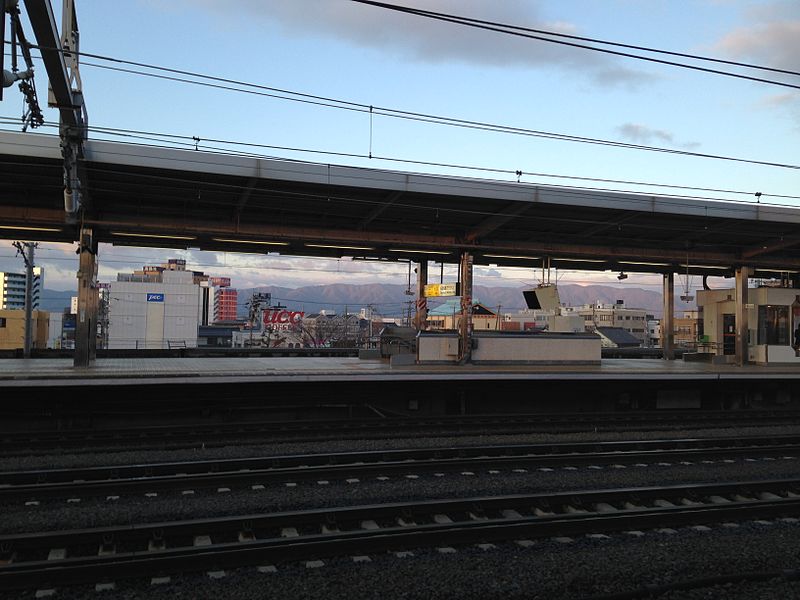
[1, 435, 799, 501]
[2, 409, 798, 454]
[1, 478, 799, 590]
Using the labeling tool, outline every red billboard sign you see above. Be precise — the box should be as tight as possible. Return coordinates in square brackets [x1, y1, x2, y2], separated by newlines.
[263, 309, 305, 325]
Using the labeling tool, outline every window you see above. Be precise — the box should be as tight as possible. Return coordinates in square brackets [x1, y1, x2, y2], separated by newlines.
[0, 317, 5, 328]
[758, 305, 789, 345]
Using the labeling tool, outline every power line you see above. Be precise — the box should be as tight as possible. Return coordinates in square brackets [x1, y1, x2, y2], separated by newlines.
[350, 0, 800, 90]
[7, 46, 799, 172]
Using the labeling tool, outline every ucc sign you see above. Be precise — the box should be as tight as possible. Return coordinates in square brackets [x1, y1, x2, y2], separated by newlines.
[263, 309, 305, 324]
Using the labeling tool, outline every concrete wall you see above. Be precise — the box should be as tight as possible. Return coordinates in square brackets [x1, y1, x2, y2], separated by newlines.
[418, 332, 459, 363]
[417, 331, 600, 365]
[471, 332, 600, 364]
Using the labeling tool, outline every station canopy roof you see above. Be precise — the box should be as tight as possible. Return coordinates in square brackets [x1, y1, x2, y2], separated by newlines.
[2, 131, 800, 278]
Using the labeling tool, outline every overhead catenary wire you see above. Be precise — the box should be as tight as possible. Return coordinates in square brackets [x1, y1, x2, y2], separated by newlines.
[4, 46, 798, 172]
[353, 0, 800, 77]
[349, 0, 800, 90]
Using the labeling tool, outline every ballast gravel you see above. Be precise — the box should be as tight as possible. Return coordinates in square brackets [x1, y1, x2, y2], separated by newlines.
[2, 519, 799, 599]
[2, 445, 800, 534]
[3, 424, 800, 598]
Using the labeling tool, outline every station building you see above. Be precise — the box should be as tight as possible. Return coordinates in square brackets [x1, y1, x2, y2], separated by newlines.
[697, 286, 800, 365]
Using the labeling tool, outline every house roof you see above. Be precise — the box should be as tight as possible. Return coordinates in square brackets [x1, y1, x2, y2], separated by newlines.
[595, 327, 641, 347]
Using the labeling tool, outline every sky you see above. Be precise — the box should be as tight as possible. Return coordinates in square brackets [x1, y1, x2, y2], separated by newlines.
[1, 0, 798, 300]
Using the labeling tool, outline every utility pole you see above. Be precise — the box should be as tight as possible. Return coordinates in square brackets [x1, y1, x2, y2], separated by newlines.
[12, 241, 37, 358]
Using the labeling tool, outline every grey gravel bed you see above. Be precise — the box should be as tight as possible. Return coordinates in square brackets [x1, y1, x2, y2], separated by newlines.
[3, 424, 800, 472]
[2, 518, 798, 599]
[2, 453, 799, 534]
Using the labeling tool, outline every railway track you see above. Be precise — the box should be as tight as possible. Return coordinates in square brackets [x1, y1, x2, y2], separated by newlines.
[3, 409, 799, 455]
[1, 478, 799, 591]
[1, 434, 798, 503]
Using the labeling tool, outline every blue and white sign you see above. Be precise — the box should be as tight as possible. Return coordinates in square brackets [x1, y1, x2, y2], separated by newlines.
[146, 293, 165, 302]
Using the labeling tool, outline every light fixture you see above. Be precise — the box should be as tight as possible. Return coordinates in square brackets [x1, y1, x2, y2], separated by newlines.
[553, 257, 606, 263]
[619, 261, 670, 267]
[680, 294, 695, 302]
[0, 225, 62, 232]
[211, 238, 290, 246]
[305, 243, 375, 251]
[389, 248, 451, 255]
[617, 272, 628, 280]
[112, 232, 196, 241]
[679, 264, 729, 270]
[483, 254, 539, 260]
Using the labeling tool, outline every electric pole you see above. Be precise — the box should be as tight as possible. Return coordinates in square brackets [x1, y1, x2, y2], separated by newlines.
[12, 241, 37, 358]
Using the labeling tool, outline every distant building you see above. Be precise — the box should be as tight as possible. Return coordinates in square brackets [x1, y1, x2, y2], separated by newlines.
[0, 267, 43, 310]
[0, 309, 49, 350]
[647, 319, 661, 347]
[562, 300, 647, 345]
[108, 260, 206, 349]
[674, 310, 700, 347]
[46, 312, 63, 349]
[214, 288, 238, 322]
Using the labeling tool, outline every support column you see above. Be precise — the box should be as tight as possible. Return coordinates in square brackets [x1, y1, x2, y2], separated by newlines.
[735, 266, 750, 366]
[414, 260, 428, 330]
[23, 243, 35, 359]
[74, 227, 98, 367]
[458, 252, 473, 363]
[662, 272, 674, 360]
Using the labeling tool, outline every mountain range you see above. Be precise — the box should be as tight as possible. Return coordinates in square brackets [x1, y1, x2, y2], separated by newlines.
[235, 283, 698, 318]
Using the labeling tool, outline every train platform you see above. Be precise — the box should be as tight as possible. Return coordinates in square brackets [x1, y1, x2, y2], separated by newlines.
[1, 357, 799, 387]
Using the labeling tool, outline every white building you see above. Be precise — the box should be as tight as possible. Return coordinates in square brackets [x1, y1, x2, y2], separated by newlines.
[108, 269, 202, 349]
[46, 311, 63, 349]
[562, 300, 648, 345]
[0, 267, 43, 310]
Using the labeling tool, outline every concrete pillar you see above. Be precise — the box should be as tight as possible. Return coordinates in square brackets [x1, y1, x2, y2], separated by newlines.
[662, 272, 674, 360]
[23, 243, 35, 359]
[74, 227, 98, 367]
[735, 266, 750, 366]
[414, 260, 428, 330]
[458, 252, 473, 363]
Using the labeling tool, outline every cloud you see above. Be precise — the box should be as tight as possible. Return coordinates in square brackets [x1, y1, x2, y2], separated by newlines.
[760, 92, 798, 108]
[713, 2, 800, 72]
[184, 0, 655, 88]
[616, 123, 674, 145]
[615, 123, 702, 150]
